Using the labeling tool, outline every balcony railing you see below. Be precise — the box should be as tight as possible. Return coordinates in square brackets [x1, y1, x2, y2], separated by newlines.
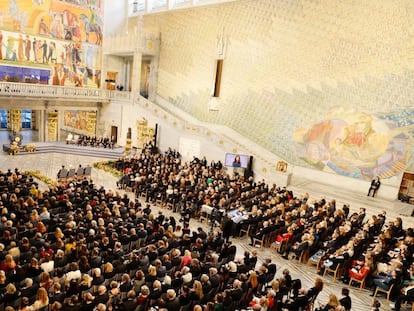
[0, 82, 132, 102]
[103, 32, 160, 56]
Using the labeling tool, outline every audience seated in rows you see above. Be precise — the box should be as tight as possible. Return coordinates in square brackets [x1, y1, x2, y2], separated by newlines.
[0, 144, 413, 311]
[109, 147, 413, 307]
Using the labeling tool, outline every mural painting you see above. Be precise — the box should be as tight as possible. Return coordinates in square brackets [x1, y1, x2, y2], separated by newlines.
[0, 0, 103, 88]
[64, 110, 96, 135]
[294, 107, 414, 180]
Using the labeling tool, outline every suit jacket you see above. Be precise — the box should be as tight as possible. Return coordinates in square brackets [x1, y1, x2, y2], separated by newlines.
[339, 296, 352, 311]
[163, 297, 181, 311]
[120, 299, 138, 311]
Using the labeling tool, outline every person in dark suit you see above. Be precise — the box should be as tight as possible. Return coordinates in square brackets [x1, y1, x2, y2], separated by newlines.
[249, 221, 271, 246]
[19, 278, 38, 304]
[49, 283, 65, 305]
[222, 215, 234, 243]
[367, 176, 381, 197]
[339, 287, 352, 311]
[163, 289, 180, 311]
[94, 285, 109, 306]
[120, 290, 138, 311]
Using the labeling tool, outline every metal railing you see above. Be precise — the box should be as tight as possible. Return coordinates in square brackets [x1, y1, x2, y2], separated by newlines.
[0, 82, 135, 102]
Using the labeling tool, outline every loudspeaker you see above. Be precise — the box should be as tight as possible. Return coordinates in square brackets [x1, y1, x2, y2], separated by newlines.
[244, 156, 254, 179]
[153, 123, 158, 147]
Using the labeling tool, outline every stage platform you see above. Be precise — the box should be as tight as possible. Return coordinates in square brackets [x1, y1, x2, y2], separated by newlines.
[3, 142, 125, 159]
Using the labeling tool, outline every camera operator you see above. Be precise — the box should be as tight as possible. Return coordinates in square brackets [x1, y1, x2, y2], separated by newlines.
[180, 203, 193, 229]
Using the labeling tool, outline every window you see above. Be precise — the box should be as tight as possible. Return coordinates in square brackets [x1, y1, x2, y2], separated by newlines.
[21, 109, 31, 129]
[0, 110, 7, 129]
[130, 0, 145, 14]
[148, 0, 167, 11]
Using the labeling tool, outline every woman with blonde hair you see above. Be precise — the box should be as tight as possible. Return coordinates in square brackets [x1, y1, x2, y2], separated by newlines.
[247, 270, 259, 295]
[30, 209, 40, 224]
[321, 293, 339, 311]
[30, 287, 49, 310]
[0, 270, 7, 292]
[54, 227, 65, 240]
[79, 273, 93, 292]
[2, 283, 20, 307]
[103, 262, 115, 280]
[146, 265, 157, 285]
[0, 254, 17, 273]
[191, 280, 204, 301]
[39, 271, 53, 291]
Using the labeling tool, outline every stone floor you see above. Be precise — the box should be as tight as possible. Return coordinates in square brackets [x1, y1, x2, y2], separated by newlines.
[0, 130, 413, 310]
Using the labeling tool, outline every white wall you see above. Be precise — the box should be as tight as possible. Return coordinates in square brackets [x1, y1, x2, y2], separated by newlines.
[103, 0, 127, 36]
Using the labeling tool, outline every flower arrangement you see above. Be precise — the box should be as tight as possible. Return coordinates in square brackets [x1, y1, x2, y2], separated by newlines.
[24, 170, 58, 187]
[27, 143, 36, 152]
[93, 161, 122, 177]
[23, 143, 36, 152]
[9, 142, 19, 155]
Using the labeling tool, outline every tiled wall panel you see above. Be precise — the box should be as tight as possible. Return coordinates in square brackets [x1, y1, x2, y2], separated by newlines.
[143, 0, 414, 180]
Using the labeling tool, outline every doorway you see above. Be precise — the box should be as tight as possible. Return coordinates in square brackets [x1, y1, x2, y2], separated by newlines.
[140, 60, 151, 98]
[111, 126, 118, 144]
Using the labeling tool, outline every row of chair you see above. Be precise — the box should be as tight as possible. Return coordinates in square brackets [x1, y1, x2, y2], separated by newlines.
[57, 166, 92, 182]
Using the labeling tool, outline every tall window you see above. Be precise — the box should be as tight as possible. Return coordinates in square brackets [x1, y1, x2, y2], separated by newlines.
[21, 110, 32, 129]
[130, 0, 145, 14]
[0, 110, 7, 129]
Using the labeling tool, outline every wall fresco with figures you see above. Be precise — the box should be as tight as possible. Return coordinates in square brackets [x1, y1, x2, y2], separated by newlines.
[294, 107, 414, 180]
[63, 110, 96, 135]
[0, 0, 103, 87]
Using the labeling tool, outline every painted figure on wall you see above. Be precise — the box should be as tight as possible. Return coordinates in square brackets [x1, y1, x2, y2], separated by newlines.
[80, 12, 102, 44]
[294, 107, 414, 180]
[0, 0, 103, 88]
[0, 31, 3, 60]
[38, 18, 49, 35]
[5, 36, 16, 61]
[24, 35, 30, 61]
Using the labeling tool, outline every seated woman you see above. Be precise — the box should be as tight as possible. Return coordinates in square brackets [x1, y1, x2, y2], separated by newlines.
[346, 251, 374, 283]
[318, 293, 340, 311]
[271, 227, 293, 253]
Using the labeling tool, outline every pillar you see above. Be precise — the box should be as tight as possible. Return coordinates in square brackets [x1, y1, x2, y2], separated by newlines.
[131, 50, 142, 95]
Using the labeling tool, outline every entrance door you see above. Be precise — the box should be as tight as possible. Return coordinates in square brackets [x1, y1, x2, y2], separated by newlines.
[111, 126, 118, 144]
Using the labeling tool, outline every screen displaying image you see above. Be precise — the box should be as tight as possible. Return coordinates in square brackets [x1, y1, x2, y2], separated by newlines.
[224, 153, 249, 169]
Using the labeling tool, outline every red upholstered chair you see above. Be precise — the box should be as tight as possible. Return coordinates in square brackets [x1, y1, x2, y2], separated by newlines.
[348, 266, 370, 290]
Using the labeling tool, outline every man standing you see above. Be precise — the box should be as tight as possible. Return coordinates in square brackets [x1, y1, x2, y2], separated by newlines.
[24, 35, 31, 61]
[367, 176, 381, 197]
[32, 37, 37, 62]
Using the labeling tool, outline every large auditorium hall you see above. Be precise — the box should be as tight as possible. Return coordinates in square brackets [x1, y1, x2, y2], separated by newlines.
[0, 1, 413, 311]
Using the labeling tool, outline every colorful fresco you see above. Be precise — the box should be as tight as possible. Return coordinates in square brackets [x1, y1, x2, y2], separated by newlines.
[63, 110, 96, 135]
[294, 107, 414, 180]
[0, 0, 103, 88]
